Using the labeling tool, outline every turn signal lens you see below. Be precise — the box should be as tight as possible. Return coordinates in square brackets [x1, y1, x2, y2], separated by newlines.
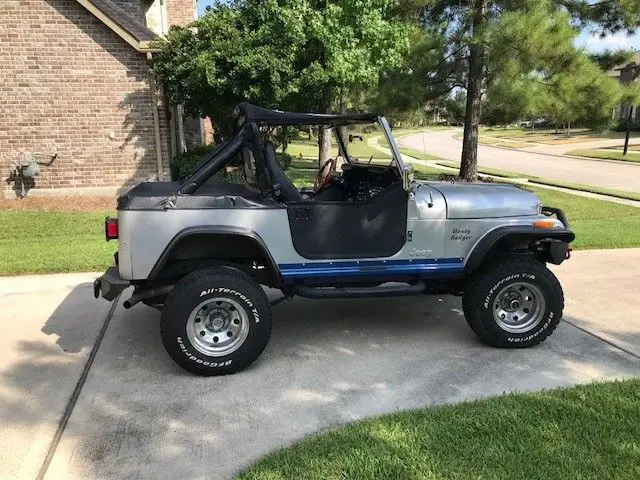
[533, 219, 556, 229]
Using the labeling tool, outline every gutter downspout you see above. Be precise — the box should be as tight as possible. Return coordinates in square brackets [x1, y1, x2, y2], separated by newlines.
[147, 52, 164, 181]
[177, 104, 186, 154]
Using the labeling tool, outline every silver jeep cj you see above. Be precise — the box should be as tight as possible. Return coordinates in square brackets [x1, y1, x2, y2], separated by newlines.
[95, 103, 574, 375]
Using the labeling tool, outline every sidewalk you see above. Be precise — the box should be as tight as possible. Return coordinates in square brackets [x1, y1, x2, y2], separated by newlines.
[518, 137, 640, 156]
[1, 250, 639, 479]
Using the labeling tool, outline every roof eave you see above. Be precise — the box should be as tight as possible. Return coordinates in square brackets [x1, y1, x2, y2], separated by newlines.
[75, 0, 157, 54]
[140, 41, 162, 53]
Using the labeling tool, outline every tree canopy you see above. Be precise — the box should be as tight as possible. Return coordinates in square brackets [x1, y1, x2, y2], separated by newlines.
[153, 0, 640, 178]
[152, 0, 409, 140]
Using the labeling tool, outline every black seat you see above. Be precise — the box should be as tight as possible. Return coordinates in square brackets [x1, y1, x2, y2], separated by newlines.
[263, 140, 302, 202]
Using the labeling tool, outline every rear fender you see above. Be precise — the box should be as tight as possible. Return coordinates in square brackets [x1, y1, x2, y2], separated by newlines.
[147, 226, 282, 286]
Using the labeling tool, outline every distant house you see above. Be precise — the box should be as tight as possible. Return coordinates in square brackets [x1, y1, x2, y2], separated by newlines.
[0, 0, 208, 197]
[613, 52, 640, 128]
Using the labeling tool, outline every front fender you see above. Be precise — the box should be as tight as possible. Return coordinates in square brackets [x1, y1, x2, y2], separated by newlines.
[464, 225, 575, 274]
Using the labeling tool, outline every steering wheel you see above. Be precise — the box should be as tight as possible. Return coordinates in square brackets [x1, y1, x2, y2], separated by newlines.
[314, 157, 337, 191]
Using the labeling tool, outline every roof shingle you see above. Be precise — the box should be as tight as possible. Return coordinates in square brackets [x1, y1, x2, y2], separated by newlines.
[78, 0, 157, 45]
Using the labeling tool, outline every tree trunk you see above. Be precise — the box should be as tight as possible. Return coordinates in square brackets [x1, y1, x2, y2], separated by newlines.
[318, 126, 332, 167]
[459, 0, 488, 182]
[624, 104, 634, 155]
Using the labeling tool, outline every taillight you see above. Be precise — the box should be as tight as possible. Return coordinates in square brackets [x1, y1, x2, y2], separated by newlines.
[105, 217, 118, 241]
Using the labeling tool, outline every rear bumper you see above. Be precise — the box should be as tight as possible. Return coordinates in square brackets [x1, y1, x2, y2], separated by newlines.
[94, 266, 130, 301]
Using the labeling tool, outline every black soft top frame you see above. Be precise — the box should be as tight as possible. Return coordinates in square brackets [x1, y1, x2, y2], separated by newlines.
[234, 102, 379, 126]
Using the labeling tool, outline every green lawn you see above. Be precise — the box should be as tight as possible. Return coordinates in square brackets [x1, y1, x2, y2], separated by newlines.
[287, 134, 391, 161]
[490, 140, 532, 149]
[529, 179, 640, 202]
[479, 127, 632, 145]
[1, 167, 639, 275]
[411, 164, 455, 176]
[454, 132, 533, 149]
[0, 211, 117, 275]
[530, 186, 640, 249]
[479, 126, 540, 138]
[435, 161, 534, 179]
[237, 379, 640, 480]
[378, 131, 445, 162]
[432, 162, 638, 202]
[285, 168, 317, 188]
[285, 162, 450, 186]
[603, 144, 640, 152]
[567, 149, 640, 163]
[397, 146, 444, 161]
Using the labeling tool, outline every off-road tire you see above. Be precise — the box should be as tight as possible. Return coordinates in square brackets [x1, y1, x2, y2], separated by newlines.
[161, 266, 272, 375]
[461, 297, 479, 335]
[463, 257, 563, 348]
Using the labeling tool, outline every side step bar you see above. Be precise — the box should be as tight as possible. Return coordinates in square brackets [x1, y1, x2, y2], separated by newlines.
[293, 282, 426, 299]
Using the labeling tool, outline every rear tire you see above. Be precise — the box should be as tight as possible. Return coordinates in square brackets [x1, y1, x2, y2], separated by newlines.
[161, 266, 272, 375]
[463, 257, 563, 348]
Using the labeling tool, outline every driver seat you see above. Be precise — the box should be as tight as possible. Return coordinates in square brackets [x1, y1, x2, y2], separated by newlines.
[263, 141, 302, 202]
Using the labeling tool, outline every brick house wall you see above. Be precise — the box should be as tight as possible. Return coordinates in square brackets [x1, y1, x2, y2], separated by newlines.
[0, 0, 170, 195]
[0, 0, 198, 197]
[167, 0, 196, 28]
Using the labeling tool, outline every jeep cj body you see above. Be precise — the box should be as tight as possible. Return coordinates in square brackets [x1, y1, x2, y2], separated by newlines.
[95, 103, 574, 375]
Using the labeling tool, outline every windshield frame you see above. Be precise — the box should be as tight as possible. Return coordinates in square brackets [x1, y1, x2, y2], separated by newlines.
[377, 116, 405, 173]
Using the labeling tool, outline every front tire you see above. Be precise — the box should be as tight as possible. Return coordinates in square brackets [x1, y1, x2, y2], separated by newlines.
[161, 267, 272, 375]
[463, 257, 563, 348]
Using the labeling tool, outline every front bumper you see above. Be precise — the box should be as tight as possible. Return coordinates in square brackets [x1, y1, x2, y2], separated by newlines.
[541, 206, 570, 228]
[540, 206, 573, 264]
[94, 266, 130, 301]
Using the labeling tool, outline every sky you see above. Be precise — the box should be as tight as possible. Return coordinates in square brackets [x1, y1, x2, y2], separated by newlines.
[197, 1, 640, 54]
[575, 30, 640, 53]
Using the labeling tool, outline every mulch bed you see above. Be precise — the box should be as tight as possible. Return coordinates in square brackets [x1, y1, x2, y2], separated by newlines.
[0, 195, 116, 212]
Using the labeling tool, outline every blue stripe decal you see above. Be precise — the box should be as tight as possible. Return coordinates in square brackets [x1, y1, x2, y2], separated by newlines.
[278, 258, 464, 279]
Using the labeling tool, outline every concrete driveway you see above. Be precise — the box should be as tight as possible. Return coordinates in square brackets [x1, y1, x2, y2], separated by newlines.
[399, 130, 640, 193]
[1, 249, 639, 479]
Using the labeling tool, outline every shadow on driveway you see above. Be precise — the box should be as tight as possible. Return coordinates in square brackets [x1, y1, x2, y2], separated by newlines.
[0, 278, 112, 479]
[5, 292, 632, 480]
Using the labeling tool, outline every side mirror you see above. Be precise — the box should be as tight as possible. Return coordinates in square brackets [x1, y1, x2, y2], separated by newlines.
[401, 164, 414, 191]
[348, 134, 363, 143]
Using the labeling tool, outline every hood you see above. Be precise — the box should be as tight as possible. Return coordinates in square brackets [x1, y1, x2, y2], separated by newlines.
[428, 182, 541, 219]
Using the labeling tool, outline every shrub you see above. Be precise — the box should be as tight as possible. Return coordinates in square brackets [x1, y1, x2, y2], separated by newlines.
[170, 144, 296, 181]
[276, 152, 294, 171]
[170, 144, 216, 180]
